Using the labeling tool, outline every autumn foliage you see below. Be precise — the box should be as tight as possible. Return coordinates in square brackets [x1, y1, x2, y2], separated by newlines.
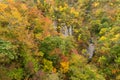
[0, 0, 120, 80]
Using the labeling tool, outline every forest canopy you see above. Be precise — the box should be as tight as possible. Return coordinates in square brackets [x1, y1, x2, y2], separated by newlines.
[0, 0, 120, 80]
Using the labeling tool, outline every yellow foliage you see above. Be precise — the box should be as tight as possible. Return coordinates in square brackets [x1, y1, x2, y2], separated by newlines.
[74, 29, 79, 33]
[94, 9, 102, 16]
[0, 3, 8, 11]
[11, 10, 22, 22]
[110, 26, 120, 34]
[49, 6, 54, 13]
[115, 34, 120, 39]
[110, 3, 113, 6]
[52, 68, 57, 73]
[70, 7, 75, 13]
[99, 36, 107, 41]
[111, 34, 120, 42]
[21, 3, 28, 11]
[116, 75, 120, 80]
[99, 28, 107, 35]
[58, 19, 61, 21]
[43, 59, 53, 72]
[82, 49, 87, 54]
[74, 11, 79, 17]
[78, 34, 82, 40]
[7, 0, 14, 3]
[93, 2, 99, 7]
[111, 38, 117, 42]
[59, 6, 64, 11]
[70, 7, 79, 17]
[103, 43, 109, 47]
[60, 61, 69, 73]
[35, 33, 42, 39]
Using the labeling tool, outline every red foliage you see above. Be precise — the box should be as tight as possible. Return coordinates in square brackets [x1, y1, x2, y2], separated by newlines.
[71, 49, 78, 54]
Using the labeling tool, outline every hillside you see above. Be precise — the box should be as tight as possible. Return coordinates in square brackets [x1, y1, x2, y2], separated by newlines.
[0, 0, 120, 80]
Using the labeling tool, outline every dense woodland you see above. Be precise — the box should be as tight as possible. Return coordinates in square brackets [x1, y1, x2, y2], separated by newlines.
[0, 0, 120, 80]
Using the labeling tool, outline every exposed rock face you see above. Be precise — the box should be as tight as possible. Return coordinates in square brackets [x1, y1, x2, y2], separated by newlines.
[87, 43, 95, 59]
[53, 21, 73, 36]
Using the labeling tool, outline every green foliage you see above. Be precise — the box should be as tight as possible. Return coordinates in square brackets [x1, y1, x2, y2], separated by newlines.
[40, 36, 74, 70]
[0, 0, 120, 80]
[68, 54, 105, 80]
[43, 59, 53, 72]
[8, 68, 24, 80]
[0, 39, 16, 62]
[95, 24, 120, 79]
[40, 36, 74, 55]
